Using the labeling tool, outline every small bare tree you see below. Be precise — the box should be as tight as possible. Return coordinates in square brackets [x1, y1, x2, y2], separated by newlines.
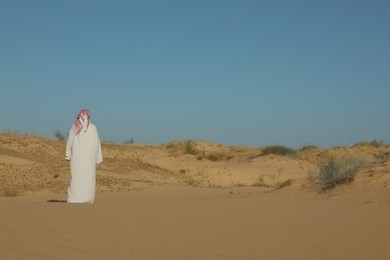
[124, 138, 135, 144]
[55, 130, 65, 141]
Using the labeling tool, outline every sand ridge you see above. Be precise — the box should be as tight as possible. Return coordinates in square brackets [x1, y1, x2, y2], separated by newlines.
[1, 133, 390, 196]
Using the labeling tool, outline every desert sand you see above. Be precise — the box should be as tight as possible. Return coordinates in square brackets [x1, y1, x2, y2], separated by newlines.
[1, 133, 390, 259]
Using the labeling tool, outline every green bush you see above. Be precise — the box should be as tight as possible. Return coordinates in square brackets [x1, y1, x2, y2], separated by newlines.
[312, 157, 368, 190]
[262, 145, 297, 156]
[368, 139, 384, 147]
[124, 138, 135, 144]
[54, 130, 65, 141]
[299, 145, 319, 151]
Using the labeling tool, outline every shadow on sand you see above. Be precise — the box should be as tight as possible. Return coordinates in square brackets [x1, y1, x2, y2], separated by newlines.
[46, 199, 67, 203]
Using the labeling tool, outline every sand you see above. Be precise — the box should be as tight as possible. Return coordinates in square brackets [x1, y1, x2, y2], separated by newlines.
[1, 134, 390, 259]
[1, 187, 390, 260]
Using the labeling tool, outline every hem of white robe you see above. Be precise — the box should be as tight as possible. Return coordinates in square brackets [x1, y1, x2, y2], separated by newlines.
[67, 199, 94, 203]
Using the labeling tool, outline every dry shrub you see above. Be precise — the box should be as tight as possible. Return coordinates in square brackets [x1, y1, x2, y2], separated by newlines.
[299, 145, 319, 151]
[206, 152, 225, 162]
[165, 140, 228, 162]
[183, 139, 197, 155]
[353, 139, 386, 148]
[54, 130, 66, 141]
[165, 140, 200, 157]
[3, 187, 18, 197]
[310, 157, 369, 191]
[262, 145, 297, 156]
[376, 152, 390, 163]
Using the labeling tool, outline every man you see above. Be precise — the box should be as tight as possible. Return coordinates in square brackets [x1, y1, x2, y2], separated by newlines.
[65, 109, 103, 203]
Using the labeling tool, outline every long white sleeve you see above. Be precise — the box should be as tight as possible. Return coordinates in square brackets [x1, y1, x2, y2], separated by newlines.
[65, 125, 74, 160]
[96, 129, 103, 164]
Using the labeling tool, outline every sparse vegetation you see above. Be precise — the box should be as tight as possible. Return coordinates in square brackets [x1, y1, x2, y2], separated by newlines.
[251, 176, 272, 188]
[165, 140, 201, 157]
[206, 152, 225, 162]
[354, 139, 386, 148]
[310, 157, 368, 191]
[273, 179, 295, 190]
[54, 130, 66, 141]
[3, 187, 18, 197]
[299, 145, 319, 151]
[262, 145, 297, 156]
[375, 152, 390, 163]
[196, 155, 203, 160]
[2, 132, 389, 196]
[251, 175, 294, 190]
[369, 139, 384, 147]
[182, 174, 203, 186]
[164, 140, 237, 162]
[183, 139, 197, 155]
[124, 138, 135, 144]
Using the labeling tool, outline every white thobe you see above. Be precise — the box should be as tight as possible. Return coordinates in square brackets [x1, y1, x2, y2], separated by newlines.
[65, 123, 103, 203]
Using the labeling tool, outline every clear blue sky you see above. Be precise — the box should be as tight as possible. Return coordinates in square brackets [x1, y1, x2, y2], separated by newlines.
[1, 0, 389, 148]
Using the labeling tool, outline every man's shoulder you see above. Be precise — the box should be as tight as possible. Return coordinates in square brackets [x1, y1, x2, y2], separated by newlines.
[89, 123, 98, 131]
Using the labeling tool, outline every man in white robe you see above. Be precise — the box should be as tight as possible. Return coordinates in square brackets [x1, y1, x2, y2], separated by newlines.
[65, 109, 103, 203]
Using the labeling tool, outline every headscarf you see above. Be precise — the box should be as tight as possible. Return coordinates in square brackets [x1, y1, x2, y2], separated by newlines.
[74, 109, 90, 136]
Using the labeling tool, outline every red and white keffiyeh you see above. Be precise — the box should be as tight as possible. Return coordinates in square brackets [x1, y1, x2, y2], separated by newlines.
[74, 109, 90, 136]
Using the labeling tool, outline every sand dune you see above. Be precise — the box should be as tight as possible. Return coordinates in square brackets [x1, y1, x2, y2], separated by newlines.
[1, 133, 390, 259]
